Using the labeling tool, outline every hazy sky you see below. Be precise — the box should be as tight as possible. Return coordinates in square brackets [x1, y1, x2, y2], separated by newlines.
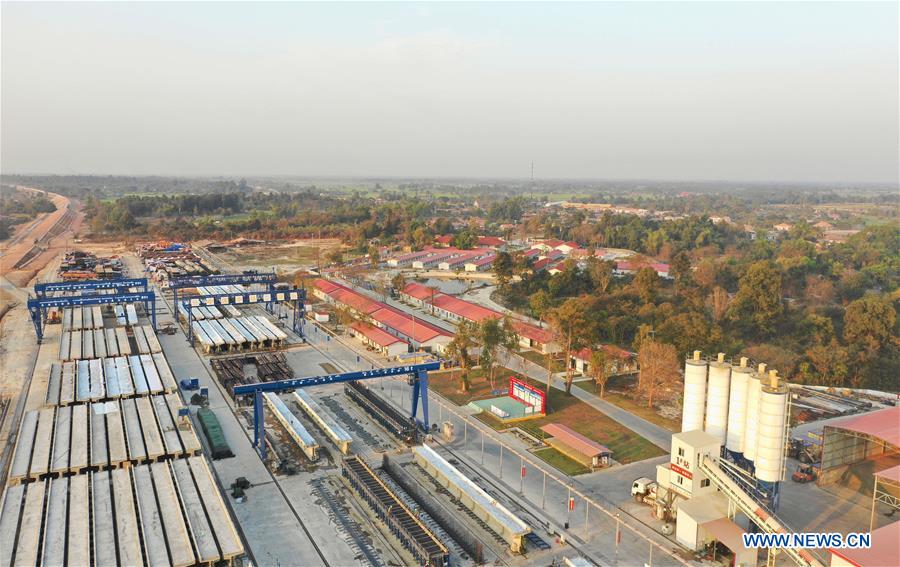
[2, 2, 897, 183]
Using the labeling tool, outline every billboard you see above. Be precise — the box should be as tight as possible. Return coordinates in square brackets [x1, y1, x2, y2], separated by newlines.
[509, 376, 546, 415]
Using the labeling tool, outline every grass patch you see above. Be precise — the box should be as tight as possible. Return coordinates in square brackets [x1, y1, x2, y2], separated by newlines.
[533, 447, 591, 476]
[574, 382, 680, 432]
[429, 367, 528, 406]
[430, 369, 664, 464]
[519, 350, 566, 372]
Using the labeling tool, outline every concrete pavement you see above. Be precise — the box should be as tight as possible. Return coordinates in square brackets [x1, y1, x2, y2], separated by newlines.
[336, 278, 674, 451]
[302, 321, 689, 567]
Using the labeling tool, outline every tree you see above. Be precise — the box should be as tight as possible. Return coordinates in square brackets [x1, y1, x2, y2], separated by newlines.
[326, 248, 344, 265]
[367, 245, 380, 267]
[445, 320, 479, 392]
[493, 251, 514, 288]
[707, 287, 730, 323]
[801, 339, 849, 387]
[843, 296, 896, 357]
[529, 290, 552, 322]
[478, 317, 518, 391]
[590, 349, 612, 398]
[588, 258, 614, 294]
[390, 272, 407, 292]
[548, 297, 591, 394]
[636, 341, 679, 408]
[452, 229, 478, 249]
[670, 252, 692, 295]
[632, 267, 660, 303]
[728, 261, 784, 337]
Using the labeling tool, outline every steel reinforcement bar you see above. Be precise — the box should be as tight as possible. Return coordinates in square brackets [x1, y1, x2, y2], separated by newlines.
[342, 456, 448, 567]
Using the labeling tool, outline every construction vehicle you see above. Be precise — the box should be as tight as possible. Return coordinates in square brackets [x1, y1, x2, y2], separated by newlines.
[791, 463, 818, 483]
[632, 477, 658, 503]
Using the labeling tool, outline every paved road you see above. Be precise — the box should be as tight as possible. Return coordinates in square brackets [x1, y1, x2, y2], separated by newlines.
[302, 321, 687, 567]
[337, 278, 673, 450]
[503, 352, 673, 451]
[150, 282, 358, 567]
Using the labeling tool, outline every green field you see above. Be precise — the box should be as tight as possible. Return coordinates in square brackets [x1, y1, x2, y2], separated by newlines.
[532, 447, 591, 476]
[430, 369, 665, 464]
[574, 382, 680, 432]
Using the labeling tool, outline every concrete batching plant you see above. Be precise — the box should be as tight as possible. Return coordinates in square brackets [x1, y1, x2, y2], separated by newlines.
[678, 352, 789, 510]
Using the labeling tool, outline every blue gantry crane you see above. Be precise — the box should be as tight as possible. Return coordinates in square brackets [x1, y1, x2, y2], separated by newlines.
[233, 362, 441, 460]
[168, 271, 278, 320]
[33, 277, 148, 298]
[182, 287, 306, 344]
[27, 290, 156, 342]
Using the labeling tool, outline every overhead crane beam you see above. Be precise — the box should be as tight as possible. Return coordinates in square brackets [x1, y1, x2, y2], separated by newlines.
[182, 287, 306, 344]
[169, 271, 277, 320]
[34, 277, 148, 298]
[27, 291, 156, 342]
[233, 362, 440, 460]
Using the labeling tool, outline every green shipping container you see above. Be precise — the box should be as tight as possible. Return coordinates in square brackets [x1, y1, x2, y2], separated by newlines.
[197, 408, 234, 459]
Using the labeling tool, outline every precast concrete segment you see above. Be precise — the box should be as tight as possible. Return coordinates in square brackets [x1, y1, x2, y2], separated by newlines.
[112, 468, 143, 566]
[151, 461, 196, 567]
[41, 478, 68, 566]
[67, 474, 90, 566]
[14, 482, 46, 567]
[170, 458, 223, 563]
[92, 471, 117, 566]
[0, 484, 25, 567]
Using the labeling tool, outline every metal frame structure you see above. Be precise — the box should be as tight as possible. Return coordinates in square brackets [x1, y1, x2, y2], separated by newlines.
[233, 362, 440, 460]
[169, 271, 277, 321]
[27, 291, 156, 342]
[870, 470, 900, 531]
[34, 277, 148, 298]
[182, 287, 306, 345]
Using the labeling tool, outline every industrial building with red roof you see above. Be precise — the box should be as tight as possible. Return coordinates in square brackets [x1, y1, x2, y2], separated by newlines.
[349, 322, 408, 358]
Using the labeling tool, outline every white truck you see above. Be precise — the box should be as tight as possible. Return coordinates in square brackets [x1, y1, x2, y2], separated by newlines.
[631, 477, 658, 504]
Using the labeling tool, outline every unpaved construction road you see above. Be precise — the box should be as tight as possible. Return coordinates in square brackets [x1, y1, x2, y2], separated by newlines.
[0, 186, 84, 289]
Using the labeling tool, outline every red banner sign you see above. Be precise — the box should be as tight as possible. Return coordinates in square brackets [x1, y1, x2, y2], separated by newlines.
[671, 463, 693, 480]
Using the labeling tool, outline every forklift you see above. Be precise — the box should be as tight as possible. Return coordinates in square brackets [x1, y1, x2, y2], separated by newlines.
[791, 463, 818, 483]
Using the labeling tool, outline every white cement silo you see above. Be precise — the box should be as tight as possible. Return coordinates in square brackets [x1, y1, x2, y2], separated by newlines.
[681, 351, 708, 433]
[704, 353, 732, 443]
[755, 370, 789, 483]
[743, 363, 766, 462]
[726, 357, 752, 454]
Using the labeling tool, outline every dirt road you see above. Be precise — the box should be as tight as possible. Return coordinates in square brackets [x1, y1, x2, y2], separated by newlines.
[0, 186, 84, 289]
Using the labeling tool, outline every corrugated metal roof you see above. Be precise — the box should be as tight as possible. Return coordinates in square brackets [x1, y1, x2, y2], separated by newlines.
[370, 308, 448, 343]
[430, 294, 502, 323]
[402, 282, 439, 301]
[826, 407, 900, 447]
[511, 321, 555, 345]
[540, 423, 610, 457]
[874, 464, 900, 484]
[829, 521, 899, 567]
[330, 288, 383, 314]
[414, 445, 530, 536]
[350, 322, 404, 347]
[572, 345, 634, 361]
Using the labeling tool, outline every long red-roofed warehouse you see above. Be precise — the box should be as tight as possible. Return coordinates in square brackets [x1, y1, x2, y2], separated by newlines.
[429, 293, 501, 324]
[349, 322, 409, 358]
